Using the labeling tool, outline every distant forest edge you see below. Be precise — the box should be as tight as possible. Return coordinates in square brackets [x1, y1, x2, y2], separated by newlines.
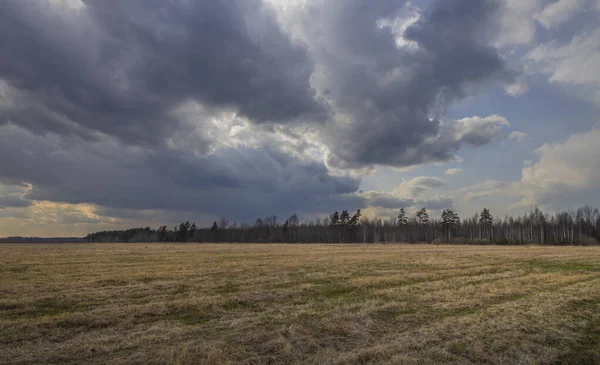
[79, 206, 600, 245]
[0, 237, 84, 244]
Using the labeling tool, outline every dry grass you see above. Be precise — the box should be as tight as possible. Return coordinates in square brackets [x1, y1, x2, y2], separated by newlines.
[1, 244, 599, 364]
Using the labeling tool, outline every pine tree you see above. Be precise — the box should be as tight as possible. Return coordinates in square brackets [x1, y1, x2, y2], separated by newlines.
[398, 208, 409, 225]
[283, 219, 289, 236]
[157, 225, 167, 241]
[178, 222, 189, 242]
[189, 223, 197, 241]
[414, 207, 430, 242]
[348, 209, 361, 241]
[479, 208, 493, 241]
[442, 209, 460, 243]
[330, 211, 340, 226]
[349, 209, 361, 226]
[340, 210, 350, 225]
[416, 207, 429, 224]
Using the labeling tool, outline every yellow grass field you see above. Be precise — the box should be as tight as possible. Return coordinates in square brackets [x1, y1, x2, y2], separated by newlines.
[1, 244, 599, 364]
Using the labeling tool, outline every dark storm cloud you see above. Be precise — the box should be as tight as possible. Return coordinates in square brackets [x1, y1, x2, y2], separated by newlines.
[0, 0, 523, 224]
[0, 183, 33, 209]
[295, 0, 519, 168]
[0, 0, 324, 144]
[0, 194, 32, 209]
[0, 125, 361, 221]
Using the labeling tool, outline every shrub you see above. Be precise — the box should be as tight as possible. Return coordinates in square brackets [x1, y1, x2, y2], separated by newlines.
[578, 235, 600, 246]
[495, 238, 513, 245]
[431, 237, 444, 245]
[454, 237, 469, 245]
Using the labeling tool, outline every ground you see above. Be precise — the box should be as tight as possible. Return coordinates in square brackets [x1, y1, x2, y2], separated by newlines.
[1, 244, 599, 365]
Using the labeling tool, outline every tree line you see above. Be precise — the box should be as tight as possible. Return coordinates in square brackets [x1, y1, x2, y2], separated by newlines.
[84, 206, 600, 245]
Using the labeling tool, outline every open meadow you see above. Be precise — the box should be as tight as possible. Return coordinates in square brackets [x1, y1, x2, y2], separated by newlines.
[1, 244, 599, 365]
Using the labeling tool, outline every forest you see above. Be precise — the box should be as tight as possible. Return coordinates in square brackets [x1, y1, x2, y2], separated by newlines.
[84, 206, 600, 245]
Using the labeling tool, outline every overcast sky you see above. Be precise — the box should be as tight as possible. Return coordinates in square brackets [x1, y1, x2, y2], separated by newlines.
[1, 0, 599, 236]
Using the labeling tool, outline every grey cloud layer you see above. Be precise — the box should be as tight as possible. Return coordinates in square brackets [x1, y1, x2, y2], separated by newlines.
[0, 194, 32, 209]
[269, 0, 518, 168]
[0, 124, 361, 221]
[360, 176, 453, 211]
[1, 0, 517, 162]
[0, 0, 324, 143]
[0, 0, 520, 222]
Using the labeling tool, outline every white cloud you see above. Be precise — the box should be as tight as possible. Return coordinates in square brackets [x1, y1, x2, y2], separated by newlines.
[358, 176, 449, 210]
[50, 0, 85, 11]
[445, 168, 462, 176]
[527, 28, 600, 104]
[518, 127, 600, 207]
[505, 78, 529, 96]
[360, 175, 453, 219]
[377, 11, 421, 50]
[392, 176, 445, 198]
[509, 131, 528, 142]
[496, 0, 596, 46]
[453, 115, 510, 146]
[535, 0, 585, 29]
[497, 0, 541, 46]
[457, 127, 600, 212]
[461, 180, 517, 202]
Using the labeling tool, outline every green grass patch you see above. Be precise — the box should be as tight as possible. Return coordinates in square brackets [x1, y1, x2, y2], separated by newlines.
[522, 260, 600, 272]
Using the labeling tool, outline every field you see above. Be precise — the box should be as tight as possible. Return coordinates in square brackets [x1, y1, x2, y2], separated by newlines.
[1, 244, 599, 365]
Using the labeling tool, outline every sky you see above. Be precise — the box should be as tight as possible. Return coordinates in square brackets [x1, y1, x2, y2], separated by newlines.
[0, 0, 599, 237]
